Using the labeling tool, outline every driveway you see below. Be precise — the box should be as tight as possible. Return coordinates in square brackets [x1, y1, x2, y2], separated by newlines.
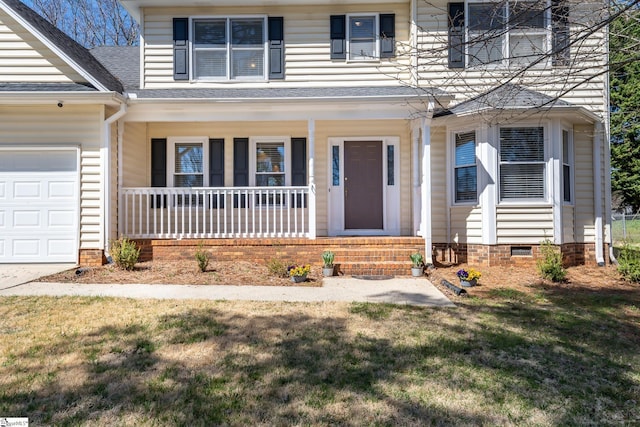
[0, 264, 76, 290]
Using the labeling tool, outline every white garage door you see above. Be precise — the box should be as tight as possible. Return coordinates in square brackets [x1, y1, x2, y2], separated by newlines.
[0, 149, 79, 263]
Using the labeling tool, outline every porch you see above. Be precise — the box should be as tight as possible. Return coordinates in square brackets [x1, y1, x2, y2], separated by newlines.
[120, 186, 315, 239]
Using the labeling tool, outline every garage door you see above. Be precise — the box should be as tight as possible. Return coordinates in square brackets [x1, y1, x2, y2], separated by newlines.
[0, 149, 79, 263]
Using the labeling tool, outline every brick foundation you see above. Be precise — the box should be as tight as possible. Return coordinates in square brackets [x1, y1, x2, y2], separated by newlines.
[79, 249, 106, 267]
[432, 242, 606, 267]
[134, 237, 426, 276]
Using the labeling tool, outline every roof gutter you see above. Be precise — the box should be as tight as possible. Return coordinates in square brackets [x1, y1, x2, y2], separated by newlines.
[103, 102, 127, 261]
[0, 92, 125, 106]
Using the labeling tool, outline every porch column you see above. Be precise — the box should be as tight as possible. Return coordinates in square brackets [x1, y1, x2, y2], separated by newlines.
[594, 121, 605, 265]
[421, 117, 433, 263]
[551, 120, 564, 245]
[308, 119, 317, 239]
[412, 124, 421, 235]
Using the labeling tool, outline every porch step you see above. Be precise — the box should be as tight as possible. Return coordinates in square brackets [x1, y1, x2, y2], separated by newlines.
[335, 261, 418, 277]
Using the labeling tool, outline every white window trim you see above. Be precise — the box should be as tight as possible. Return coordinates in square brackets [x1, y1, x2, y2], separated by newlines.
[497, 123, 551, 204]
[190, 15, 268, 82]
[249, 136, 291, 186]
[346, 13, 380, 62]
[562, 127, 574, 205]
[465, 0, 552, 69]
[167, 136, 209, 187]
[449, 127, 479, 205]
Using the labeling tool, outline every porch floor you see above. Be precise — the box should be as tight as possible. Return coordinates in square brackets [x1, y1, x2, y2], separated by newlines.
[135, 237, 427, 276]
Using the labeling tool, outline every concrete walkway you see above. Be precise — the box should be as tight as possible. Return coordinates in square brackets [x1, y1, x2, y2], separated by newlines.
[0, 275, 455, 307]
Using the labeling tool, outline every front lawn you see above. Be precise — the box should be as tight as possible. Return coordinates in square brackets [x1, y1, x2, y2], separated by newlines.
[1, 284, 638, 425]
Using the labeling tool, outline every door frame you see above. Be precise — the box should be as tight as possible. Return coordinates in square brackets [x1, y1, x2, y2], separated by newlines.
[327, 136, 400, 236]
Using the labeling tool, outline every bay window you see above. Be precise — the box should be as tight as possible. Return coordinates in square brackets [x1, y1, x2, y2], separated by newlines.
[499, 127, 546, 200]
[454, 131, 478, 203]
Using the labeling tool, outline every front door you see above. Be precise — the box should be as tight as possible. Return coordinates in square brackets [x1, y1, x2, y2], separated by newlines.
[344, 141, 383, 230]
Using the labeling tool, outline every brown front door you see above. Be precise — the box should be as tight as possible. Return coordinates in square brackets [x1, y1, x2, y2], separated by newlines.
[344, 141, 383, 230]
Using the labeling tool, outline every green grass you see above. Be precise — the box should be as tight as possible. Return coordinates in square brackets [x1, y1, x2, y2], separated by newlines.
[612, 217, 640, 246]
[0, 290, 638, 426]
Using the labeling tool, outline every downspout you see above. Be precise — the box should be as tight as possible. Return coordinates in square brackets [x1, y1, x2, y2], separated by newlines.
[103, 103, 127, 260]
[594, 121, 605, 266]
[603, 20, 616, 264]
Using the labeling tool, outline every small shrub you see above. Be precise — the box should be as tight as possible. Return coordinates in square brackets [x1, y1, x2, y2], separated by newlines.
[110, 236, 140, 271]
[321, 250, 335, 267]
[617, 242, 640, 282]
[267, 258, 289, 278]
[195, 244, 210, 273]
[410, 252, 424, 268]
[536, 239, 567, 282]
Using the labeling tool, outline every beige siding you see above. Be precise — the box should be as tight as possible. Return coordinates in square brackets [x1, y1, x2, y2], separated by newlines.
[415, 0, 607, 115]
[123, 122, 148, 187]
[0, 10, 85, 83]
[430, 126, 448, 242]
[129, 120, 411, 236]
[0, 105, 104, 250]
[563, 206, 575, 243]
[142, 4, 411, 89]
[573, 124, 595, 243]
[450, 206, 482, 243]
[496, 205, 554, 244]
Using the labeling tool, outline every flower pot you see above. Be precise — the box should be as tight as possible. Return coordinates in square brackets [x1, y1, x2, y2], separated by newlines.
[411, 267, 423, 277]
[322, 266, 334, 277]
[291, 274, 307, 283]
[460, 278, 477, 287]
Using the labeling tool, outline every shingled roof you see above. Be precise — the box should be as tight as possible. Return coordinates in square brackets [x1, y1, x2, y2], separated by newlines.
[434, 84, 573, 117]
[0, 0, 123, 93]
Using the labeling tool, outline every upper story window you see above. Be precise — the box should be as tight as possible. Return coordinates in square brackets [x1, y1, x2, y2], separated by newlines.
[193, 18, 266, 80]
[348, 15, 378, 60]
[173, 17, 284, 81]
[330, 14, 395, 60]
[448, 0, 569, 69]
[468, 1, 548, 67]
[499, 126, 546, 201]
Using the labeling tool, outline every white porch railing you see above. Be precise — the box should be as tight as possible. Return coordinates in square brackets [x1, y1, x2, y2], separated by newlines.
[120, 186, 314, 239]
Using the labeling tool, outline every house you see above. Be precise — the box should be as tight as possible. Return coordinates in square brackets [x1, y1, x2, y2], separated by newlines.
[0, 0, 611, 272]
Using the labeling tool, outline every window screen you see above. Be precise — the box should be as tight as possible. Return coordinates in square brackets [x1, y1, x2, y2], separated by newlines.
[499, 127, 545, 200]
[455, 131, 477, 203]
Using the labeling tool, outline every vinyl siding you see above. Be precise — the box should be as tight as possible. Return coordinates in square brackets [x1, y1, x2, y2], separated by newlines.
[450, 206, 482, 243]
[563, 205, 574, 242]
[0, 9, 86, 83]
[573, 124, 595, 243]
[125, 120, 411, 236]
[142, 4, 411, 89]
[0, 105, 104, 250]
[496, 205, 554, 244]
[415, 0, 607, 115]
[430, 126, 448, 242]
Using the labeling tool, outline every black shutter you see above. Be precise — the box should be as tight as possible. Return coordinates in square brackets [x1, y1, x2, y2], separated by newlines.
[448, 3, 465, 69]
[291, 137, 307, 208]
[173, 18, 189, 80]
[330, 15, 346, 59]
[209, 138, 225, 208]
[233, 138, 249, 208]
[552, 0, 570, 66]
[151, 138, 167, 208]
[268, 17, 285, 79]
[379, 14, 395, 58]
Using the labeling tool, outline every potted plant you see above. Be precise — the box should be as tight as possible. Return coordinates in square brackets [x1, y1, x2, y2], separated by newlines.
[321, 250, 335, 277]
[456, 268, 482, 287]
[410, 252, 424, 277]
[288, 264, 311, 283]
